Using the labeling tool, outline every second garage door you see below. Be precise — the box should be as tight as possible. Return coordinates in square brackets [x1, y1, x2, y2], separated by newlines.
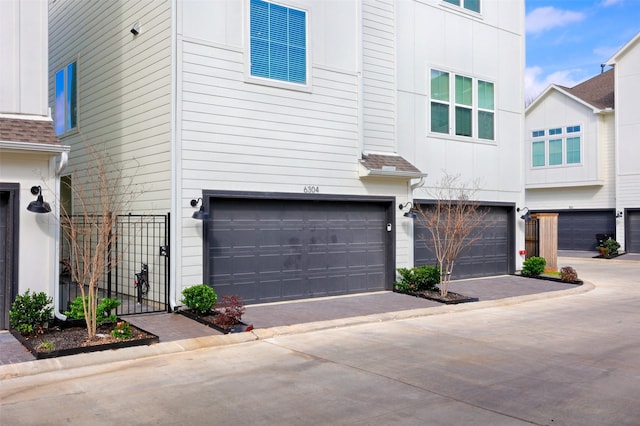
[557, 210, 615, 251]
[626, 210, 640, 253]
[206, 197, 392, 304]
[413, 204, 514, 280]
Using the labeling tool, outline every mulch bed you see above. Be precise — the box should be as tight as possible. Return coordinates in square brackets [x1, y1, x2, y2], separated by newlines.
[395, 289, 478, 304]
[177, 309, 253, 334]
[593, 252, 625, 259]
[10, 320, 159, 359]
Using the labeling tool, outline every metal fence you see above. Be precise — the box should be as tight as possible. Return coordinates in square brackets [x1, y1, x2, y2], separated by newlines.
[59, 213, 170, 316]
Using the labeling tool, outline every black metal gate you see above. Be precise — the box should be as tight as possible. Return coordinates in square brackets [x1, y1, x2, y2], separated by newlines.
[59, 213, 170, 316]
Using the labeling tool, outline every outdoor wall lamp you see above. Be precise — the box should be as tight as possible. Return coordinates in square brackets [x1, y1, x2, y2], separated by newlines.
[399, 202, 417, 219]
[616, 211, 623, 218]
[26, 186, 51, 213]
[517, 207, 532, 221]
[190, 198, 209, 220]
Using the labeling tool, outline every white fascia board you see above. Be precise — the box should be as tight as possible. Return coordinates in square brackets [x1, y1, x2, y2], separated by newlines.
[0, 140, 70, 154]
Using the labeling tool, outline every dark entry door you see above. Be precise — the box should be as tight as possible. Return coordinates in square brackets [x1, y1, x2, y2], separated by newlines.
[207, 198, 391, 304]
[0, 186, 19, 330]
[627, 210, 640, 253]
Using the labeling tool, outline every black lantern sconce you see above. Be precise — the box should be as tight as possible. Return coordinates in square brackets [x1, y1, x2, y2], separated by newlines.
[399, 202, 417, 219]
[615, 211, 623, 218]
[517, 207, 532, 221]
[190, 198, 209, 220]
[26, 186, 52, 214]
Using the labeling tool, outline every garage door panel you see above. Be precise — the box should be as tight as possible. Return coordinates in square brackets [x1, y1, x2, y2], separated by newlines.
[414, 205, 512, 279]
[208, 198, 389, 304]
[627, 210, 640, 253]
[558, 211, 615, 250]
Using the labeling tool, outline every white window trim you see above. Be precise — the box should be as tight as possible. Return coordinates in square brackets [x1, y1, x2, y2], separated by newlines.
[529, 124, 583, 168]
[427, 67, 496, 144]
[243, 0, 313, 93]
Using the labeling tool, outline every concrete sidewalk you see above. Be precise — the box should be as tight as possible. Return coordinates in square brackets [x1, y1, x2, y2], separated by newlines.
[1, 251, 636, 378]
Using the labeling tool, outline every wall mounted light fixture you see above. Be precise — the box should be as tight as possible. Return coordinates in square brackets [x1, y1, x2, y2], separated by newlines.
[516, 207, 531, 221]
[399, 202, 417, 219]
[131, 22, 141, 35]
[26, 186, 52, 213]
[616, 211, 623, 218]
[190, 198, 209, 220]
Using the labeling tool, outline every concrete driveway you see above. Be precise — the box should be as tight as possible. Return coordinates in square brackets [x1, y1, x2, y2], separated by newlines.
[1, 254, 639, 425]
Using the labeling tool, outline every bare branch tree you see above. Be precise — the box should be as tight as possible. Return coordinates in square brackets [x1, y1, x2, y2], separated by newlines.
[59, 142, 137, 340]
[415, 172, 490, 297]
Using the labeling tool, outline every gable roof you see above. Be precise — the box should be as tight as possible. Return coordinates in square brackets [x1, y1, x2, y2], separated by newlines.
[557, 68, 614, 110]
[606, 31, 640, 65]
[358, 153, 425, 179]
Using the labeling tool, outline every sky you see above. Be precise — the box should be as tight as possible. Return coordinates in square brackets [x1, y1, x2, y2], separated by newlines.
[525, 0, 640, 102]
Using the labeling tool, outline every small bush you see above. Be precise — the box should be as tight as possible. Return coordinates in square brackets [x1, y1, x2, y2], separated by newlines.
[181, 284, 217, 315]
[560, 266, 578, 282]
[602, 238, 620, 254]
[9, 289, 53, 336]
[214, 295, 245, 328]
[65, 296, 121, 325]
[110, 321, 132, 339]
[395, 265, 440, 292]
[522, 256, 546, 277]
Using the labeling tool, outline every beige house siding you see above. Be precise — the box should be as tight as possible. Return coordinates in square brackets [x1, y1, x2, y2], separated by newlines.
[48, 0, 173, 214]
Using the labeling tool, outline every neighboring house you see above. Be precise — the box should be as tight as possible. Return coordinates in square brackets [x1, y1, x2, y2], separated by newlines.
[524, 32, 640, 253]
[0, 0, 70, 329]
[48, 0, 525, 313]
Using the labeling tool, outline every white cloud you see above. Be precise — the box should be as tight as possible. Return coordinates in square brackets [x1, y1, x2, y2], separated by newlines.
[601, 0, 623, 6]
[525, 66, 584, 103]
[526, 7, 585, 35]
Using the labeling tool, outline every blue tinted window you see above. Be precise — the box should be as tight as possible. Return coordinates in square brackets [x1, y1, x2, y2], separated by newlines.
[532, 130, 545, 138]
[549, 128, 562, 135]
[567, 125, 581, 133]
[55, 62, 77, 135]
[250, 0, 306, 84]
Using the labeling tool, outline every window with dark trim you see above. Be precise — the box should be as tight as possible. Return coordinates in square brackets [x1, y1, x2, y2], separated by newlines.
[55, 62, 77, 135]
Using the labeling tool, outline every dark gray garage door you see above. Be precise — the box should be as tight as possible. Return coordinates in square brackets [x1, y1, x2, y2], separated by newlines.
[557, 210, 615, 251]
[626, 210, 640, 253]
[206, 198, 391, 304]
[414, 204, 513, 280]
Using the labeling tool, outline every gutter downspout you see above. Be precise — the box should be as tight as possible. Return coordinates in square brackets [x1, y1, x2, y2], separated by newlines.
[169, 0, 179, 311]
[54, 148, 70, 321]
[357, 0, 364, 158]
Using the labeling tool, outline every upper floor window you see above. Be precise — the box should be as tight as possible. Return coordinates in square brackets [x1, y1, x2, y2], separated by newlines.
[443, 0, 480, 13]
[531, 124, 582, 167]
[55, 62, 77, 135]
[250, 0, 307, 85]
[430, 69, 494, 141]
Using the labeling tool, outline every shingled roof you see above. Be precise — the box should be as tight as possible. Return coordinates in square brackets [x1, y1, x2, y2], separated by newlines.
[0, 117, 61, 145]
[558, 68, 614, 110]
[359, 153, 424, 179]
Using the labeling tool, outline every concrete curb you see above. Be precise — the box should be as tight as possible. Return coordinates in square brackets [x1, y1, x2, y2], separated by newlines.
[0, 280, 594, 380]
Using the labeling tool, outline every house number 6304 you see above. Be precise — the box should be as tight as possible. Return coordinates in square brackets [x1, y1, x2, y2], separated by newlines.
[304, 185, 320, 193]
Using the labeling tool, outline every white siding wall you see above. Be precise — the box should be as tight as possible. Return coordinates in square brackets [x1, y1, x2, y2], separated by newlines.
[362, 0, 396, 153]
[48, 0, 173, 214]
[0, 153, 59, 298]
[525, 91, 605, 189]
[0, 0, 49, 116]
[176, 0, 414, 289]
[613, 37, 640, 249]
[396, 0, 524, 201]
[525, 111, 615, 210]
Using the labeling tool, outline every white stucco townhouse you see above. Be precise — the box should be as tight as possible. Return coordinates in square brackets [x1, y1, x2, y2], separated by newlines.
[48, 0, 525, 315]
[1, 0, 70, 329]
[524, 32, 640, 253]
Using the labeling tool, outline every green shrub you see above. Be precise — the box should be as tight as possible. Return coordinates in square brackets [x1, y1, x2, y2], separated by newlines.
[181, 284, 217, 315]
[560, 266, 578, 282]
[603, 238, 620, 254]
[9, 289, 53, 335]
[65, 296, 121, 325]
[522, 256, 546, 277]
[395, 265, 440, 292]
